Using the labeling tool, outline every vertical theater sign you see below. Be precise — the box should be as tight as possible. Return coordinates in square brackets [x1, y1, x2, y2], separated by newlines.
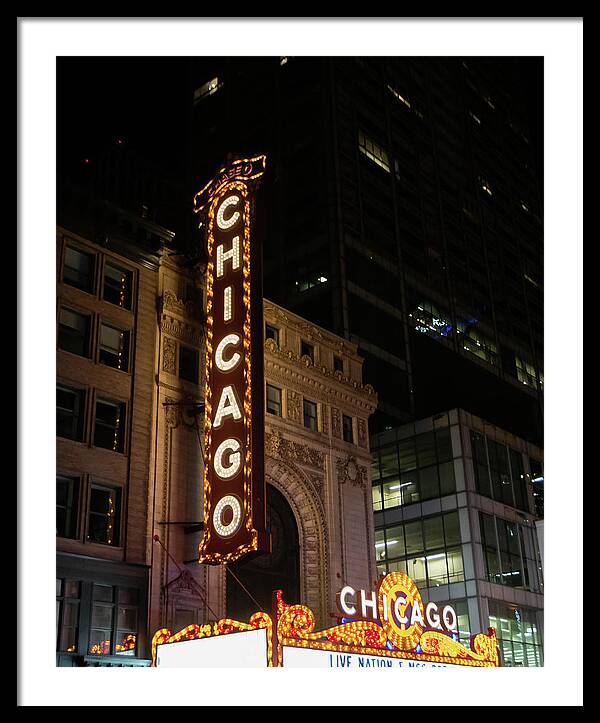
[193, 155, 270, 565]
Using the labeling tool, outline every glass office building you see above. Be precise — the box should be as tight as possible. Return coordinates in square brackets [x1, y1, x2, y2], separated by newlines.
[371, 408, 543, 666]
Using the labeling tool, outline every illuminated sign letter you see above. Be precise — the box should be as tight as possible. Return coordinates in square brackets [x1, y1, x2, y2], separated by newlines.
[216, 194, 241, 230]
[359, 590, 378, 620]
[214, 439, 242, 480]
[442, 605, 458, 631]
[213, 385, 242, 429]
[410, 600, 425, 627]
[216, 236, 241, 278]
[215, 333, 242, 372]
[337, 586, 357, 617]
[394, 593, 409, 625]
[426, 602, 442, 630]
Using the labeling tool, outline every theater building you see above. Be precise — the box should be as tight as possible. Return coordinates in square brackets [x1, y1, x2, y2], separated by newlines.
[56, 196, 378, 665]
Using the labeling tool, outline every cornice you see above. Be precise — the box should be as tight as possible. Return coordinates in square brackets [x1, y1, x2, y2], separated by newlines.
[264, 301, 362, 362]
[264, 339, 377, 415]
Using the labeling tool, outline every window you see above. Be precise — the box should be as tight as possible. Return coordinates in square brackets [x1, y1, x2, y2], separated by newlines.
[58, 307, 90, 357]
[103, 262, 132, 309]
[458, 324, 497, 365]
[193, 77, 222, 104]
[56, 475, 79, 539]
[179, 345, 199, 384]
[480, 512, 539, 592]
[89, 585, 139, 656]
[99, 323, 130, 372]
[300, 341, 314, 362]
[372, 430, 456, 511]
[56, 579, 80, 653]
[333, 355, 344, 373]
[342, 414, 353, 443]
[530, 458, 544, 518]
[375, 512, 464, 587]
[303, 399, 318, 432]
[265, 324, 279, 345]
[358, 130, 390, 172]
[57, 384, 85, 441]
[94, 397, 126, 452]
[266, 384, 282, 417]
[387, 85, 411, 108]
[472, 432, 530, 512]
[63, 246, 95, 293]
[88, 484, 121, 546]
[488, 601, 543, 667]
[516, 356, 537, 388]
[294, 273, 328, 293]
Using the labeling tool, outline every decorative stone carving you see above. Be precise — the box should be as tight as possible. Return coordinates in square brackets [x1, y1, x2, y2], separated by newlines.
[162, 289, 202, 320]
[321, 404, 329, 435]
[265, 430, 325, 470]
[304, 471, 326, 503]
[357, 418, 368, 449]
[336, 454, 368, 488]
[300, 354, 313, 367]
[160, 315, 203, 347]
[287, 390, 302, 424]
[162, 337, 177, 374]
[331, 407, 341, 438]
[163, 396, 181, 428]
[264, 337, 278, 353]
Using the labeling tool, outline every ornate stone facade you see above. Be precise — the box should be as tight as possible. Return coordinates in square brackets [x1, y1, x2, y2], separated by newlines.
[149, 266, 379, 636]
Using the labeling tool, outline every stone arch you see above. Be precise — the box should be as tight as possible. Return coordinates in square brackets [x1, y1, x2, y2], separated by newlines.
[265, 456, 329, 626]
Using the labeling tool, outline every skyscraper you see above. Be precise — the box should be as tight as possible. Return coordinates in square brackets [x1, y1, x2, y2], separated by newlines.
[189, 56, 543, 445]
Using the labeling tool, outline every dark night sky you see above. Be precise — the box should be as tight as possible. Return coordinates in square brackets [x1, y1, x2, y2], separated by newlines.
[57, 56, 192, 182]
[57, 55, 543, 198]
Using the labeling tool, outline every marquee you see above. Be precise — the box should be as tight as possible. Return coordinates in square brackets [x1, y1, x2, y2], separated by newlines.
[152, 572, 500, 667]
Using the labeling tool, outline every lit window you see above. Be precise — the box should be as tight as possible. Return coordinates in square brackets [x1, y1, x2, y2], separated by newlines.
[193, 77, 222, 104]
[480, 177, 493, 196]
[56, 580, 80, 653]
[358, 130, 390, 172]
[387, 85, 411, 109]
[294, 274, 328, 293]
[410, 300, 452, 337]
[99, 323, 130, 372]
[280, 57, 288, 66]
[88, 485, 121, 546]
[103, 263, 132, 309]
[94, 397, 126, 453]
[89, 585, 138, 657]
[516, 356, 537, 389]
[458, 323, 497, 365]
